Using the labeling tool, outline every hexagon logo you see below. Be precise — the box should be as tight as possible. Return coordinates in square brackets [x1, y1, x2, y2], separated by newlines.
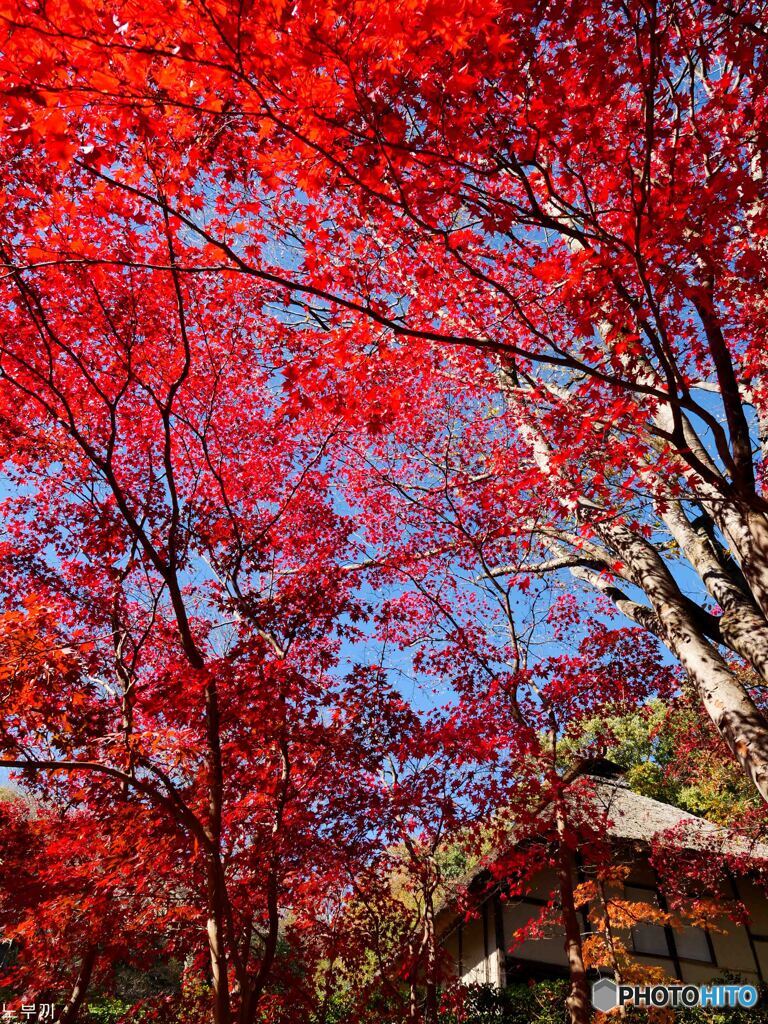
[592, 978, 618, 1013]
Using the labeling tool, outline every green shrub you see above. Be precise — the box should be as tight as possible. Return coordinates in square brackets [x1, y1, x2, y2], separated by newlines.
[84, 999, 132, 1024]
[440, 980, 570, 1024]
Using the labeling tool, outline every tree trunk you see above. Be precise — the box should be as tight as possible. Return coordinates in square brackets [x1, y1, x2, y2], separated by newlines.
[599, 521, 768, 801]
[658, 500, 768, 683]
[206, 856, 232, 1024]
[407, 938, 419, 1024]
[423, 893, 438, 1024]
[501, 331, 768, 805]
[204, 677, 231, 1024]
[555, 803, 591, 1024]
[597, 879, 627, 1018]
[59, 945, 97, 1024]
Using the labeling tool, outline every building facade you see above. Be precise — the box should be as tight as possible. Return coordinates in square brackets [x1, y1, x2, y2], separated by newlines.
[440, 768, 768, 989]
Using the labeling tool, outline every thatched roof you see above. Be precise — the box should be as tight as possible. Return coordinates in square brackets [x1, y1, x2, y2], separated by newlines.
[436, 762, 768, 921]
[575, 772, 768, 859]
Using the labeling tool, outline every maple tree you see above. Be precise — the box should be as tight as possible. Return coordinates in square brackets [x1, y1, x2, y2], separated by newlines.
[262, 0, 768, 802]
[5, 0, 765, 797]
[306, 687, 496, 1024]
[0, 242, 398, 1023]
[337, 435, 685, 1024]
[1, 0, 768, 1021]
[6, 0, 765, 800]
[0, 794, 181, 1023]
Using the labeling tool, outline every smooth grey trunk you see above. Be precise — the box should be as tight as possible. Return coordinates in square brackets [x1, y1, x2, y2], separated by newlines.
[658, 501, 768, 681]
[502, 373, 768, 804]
[598, 521, 768, 801]
[652, 403, 768, 619]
